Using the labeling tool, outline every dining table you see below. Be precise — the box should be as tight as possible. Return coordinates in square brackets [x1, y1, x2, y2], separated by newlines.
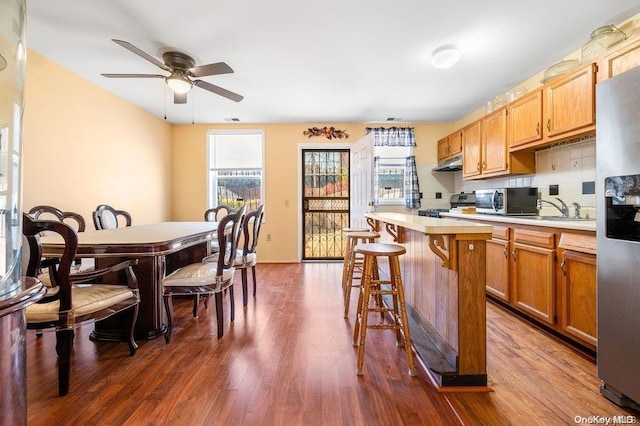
[40, 221, 218, 340]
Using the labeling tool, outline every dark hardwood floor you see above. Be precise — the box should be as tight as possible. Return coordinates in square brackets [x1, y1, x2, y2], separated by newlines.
[26, 263, 634, 425]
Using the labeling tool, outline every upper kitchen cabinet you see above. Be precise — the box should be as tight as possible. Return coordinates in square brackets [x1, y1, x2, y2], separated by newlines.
[543, 62, 596, 141]
[508, 88, 543, 149]
[462, 119, 482, 179]
[482, 108, 509, 176]
[463, 108, 535, 180]
[437, 130, 463, 163]
[598, 36, 640, 82]
[508, 63, 597, 152]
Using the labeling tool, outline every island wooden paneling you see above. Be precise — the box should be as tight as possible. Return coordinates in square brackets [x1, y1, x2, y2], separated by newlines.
[367, 213, 490, 389]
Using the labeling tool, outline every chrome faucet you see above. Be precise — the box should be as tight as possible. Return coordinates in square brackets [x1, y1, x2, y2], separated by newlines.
[573, 202, 581, 219]
[538, 197, 569, 217]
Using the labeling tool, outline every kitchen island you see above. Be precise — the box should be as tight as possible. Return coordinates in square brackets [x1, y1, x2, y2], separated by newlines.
[364, 212, 492, 390]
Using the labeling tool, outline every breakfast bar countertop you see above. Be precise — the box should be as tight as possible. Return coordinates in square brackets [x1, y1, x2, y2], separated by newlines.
[364, 212, 493, 235]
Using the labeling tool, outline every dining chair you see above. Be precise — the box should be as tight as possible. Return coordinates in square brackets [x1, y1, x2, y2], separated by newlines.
[162, 205, 246, 341]
[204, 204, 236, 256]
[204, 204, 237, 222]
[28, 205, 93, 302]
[29, 205, 86, 233]
[92, 204, 132, 230]
[22, 213, 140, 396]
[204, 204, 264, 307]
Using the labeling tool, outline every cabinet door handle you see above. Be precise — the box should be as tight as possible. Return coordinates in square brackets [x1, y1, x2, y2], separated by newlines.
[546, 118, 551, 132]
[536, 122, 540, 135]
[482, 161, 487, 169]
[561, 258, 566, 275]
[503, 246, 508, 258]
[477, 163, 481, 172]
[511, 249, 517, 261]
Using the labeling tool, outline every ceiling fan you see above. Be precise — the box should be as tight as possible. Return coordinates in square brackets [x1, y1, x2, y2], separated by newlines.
[101, 39, 243, 104]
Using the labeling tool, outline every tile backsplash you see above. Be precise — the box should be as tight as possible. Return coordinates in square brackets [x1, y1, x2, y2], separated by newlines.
[437, 136, 598, 218]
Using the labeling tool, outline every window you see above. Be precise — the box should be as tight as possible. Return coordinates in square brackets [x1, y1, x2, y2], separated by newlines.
[207, 130, 264, 211]
[374, 145, 412, 205]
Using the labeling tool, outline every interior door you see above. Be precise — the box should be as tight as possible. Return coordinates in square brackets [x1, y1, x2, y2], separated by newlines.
[301, 149, 350, 260]
[350, 134, 373, 229]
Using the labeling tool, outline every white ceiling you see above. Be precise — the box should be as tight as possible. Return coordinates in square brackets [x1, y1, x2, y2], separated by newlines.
[26, 0, 640, 125]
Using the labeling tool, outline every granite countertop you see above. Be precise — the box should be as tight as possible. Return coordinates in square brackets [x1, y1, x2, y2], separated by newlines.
[440, 212, 596, 232]
[364, 212, 492, 235]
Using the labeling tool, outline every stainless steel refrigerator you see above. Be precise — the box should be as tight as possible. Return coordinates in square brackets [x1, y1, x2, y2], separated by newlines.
[596, 65, 640, 410]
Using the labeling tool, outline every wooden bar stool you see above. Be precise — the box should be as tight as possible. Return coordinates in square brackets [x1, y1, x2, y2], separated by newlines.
[352, 242, 416, 377]
[341, 230, 380, 318]
[340, 227, 370, 300]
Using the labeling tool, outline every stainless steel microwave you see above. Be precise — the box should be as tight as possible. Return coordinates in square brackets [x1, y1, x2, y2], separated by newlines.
[475, 188, 539, 215]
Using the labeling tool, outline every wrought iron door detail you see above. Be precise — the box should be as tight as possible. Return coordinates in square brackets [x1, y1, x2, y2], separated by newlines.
[302, 149, 350, 260]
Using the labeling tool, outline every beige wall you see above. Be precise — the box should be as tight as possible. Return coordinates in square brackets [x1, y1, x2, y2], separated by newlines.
[171, 122, 451, 263]
[23, 50, 172, 226]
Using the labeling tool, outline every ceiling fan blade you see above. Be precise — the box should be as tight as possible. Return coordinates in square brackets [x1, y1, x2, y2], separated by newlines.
[189, 62, 234, 78]
[174, 92, 187, 104]
[111, 39, 170, 72]
[101, 73, 165, 78]
[194, 80, 244, 102]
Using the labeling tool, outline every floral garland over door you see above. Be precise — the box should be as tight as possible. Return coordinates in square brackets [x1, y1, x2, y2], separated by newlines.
[303, 126, 349, 140]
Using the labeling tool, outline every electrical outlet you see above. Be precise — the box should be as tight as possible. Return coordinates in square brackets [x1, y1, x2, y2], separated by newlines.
[284, 200, 289, 207]
[571, 159, 581, 169]
[266, 234, 272, 242]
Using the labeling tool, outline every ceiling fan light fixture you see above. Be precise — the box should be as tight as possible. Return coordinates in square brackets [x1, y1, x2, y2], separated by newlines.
[166, 73, 192, 94]
[431, 44, 461, 69]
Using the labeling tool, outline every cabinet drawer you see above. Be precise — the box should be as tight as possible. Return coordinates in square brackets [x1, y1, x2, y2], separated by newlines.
[492, 225, 511, 240]
[558, 232, 596, 255]
[513, 228, 555, 249]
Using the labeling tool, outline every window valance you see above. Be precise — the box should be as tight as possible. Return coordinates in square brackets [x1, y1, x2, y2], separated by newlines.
[365, 127, 416, 147]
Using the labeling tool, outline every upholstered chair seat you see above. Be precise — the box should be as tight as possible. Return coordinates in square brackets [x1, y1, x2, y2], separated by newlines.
[163, 263, 235, 289]
[203, 250, 256, 268]
[26, 285, 136, 323]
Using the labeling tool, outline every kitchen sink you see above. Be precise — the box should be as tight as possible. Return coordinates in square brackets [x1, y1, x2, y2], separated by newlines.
[531, 216, 596, 221]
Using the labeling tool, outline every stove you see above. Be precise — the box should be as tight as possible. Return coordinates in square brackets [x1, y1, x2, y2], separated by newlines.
[418, 193, 476, 218]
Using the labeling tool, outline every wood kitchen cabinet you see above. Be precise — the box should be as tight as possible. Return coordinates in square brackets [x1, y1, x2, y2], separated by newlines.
[482, 108, 509, 176]
[462, 108, 535, 180]
[486, 225, 510, 302]
[462, 110, 505, 179]
[437, 130, 462, 163]
[508, 88, 543, 149]
[598, 36, 640, 83]
[507, 63, 596, 152]
[462, 120, 482, 178]
[454, 215, 597, 351]
[511, 228, 556, 325]
[558, 233, 597, 349]
[543, 62, 596, 141]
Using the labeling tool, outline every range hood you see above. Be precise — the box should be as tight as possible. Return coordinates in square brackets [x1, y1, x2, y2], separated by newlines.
[433, 155, 462, 172]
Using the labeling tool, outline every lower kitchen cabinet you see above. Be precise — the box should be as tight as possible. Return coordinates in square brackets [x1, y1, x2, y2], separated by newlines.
[558, 233, 597, 348]
[458, 216, 597, 350]
[511, 228, 556, 325]
[486, 225, 510, 302]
